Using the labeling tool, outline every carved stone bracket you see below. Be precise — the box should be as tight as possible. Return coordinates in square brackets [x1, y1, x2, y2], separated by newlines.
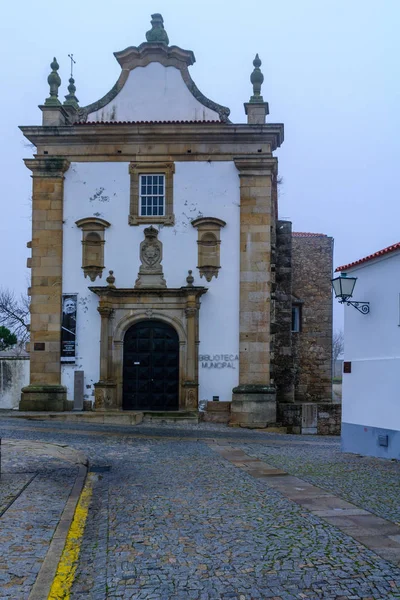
[97, 306, 114, 318]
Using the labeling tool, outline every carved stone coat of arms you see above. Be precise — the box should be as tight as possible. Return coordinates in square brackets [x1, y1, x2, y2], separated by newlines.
[135, 226, 166, 288]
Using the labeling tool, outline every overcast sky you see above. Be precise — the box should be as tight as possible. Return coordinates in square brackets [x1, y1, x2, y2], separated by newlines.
[1, 0, 399, 328]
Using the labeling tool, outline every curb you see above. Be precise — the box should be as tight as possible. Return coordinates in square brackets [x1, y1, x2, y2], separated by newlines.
[28, 463, 88, 600]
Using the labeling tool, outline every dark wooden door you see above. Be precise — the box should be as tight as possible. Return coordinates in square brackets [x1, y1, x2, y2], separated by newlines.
[123, 320, 179, 411]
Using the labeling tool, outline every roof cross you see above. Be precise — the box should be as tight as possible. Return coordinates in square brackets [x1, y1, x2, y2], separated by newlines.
[68, 53, 76, 78]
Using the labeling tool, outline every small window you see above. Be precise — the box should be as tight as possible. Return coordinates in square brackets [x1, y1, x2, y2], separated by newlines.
[292, 305, 301, 332]
[139, 174, 165, 217]
[129, 162, 174, 226]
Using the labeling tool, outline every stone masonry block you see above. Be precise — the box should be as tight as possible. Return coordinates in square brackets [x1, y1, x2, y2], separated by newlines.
[44, 220, 63, 230]
[47, 209, 63, 220]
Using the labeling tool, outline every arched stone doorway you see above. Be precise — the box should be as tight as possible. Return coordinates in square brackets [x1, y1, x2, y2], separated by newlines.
[123, 320, 179, 411]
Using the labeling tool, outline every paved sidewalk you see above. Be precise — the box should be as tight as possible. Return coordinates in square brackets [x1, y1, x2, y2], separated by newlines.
[0, 419, 399, 599]
[0, 438, 87, 599]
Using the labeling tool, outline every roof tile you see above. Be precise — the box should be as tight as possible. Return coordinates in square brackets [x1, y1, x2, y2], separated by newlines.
[336, 241, 400, 272]
[292, 232, 327, 238]
[74, 120, 223, 125]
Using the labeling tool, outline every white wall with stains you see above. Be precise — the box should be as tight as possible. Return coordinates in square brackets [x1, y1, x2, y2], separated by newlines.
[62, 161, 240, 404]
[0, 358, 29, 409]
[87, 63, 220, 123]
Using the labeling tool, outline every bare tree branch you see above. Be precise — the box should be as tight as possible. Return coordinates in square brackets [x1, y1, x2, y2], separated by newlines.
[0, 288, 30, 346]
[332, 329, 344, 363]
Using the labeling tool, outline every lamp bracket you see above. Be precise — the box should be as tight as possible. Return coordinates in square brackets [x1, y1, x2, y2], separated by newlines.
[339, 300, 370, 314]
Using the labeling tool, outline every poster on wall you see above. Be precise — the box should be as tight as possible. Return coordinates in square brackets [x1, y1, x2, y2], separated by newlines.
[61, 294, 77, 362]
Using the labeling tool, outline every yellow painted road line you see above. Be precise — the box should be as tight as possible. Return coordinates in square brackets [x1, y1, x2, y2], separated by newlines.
[47, 472, 95, 599]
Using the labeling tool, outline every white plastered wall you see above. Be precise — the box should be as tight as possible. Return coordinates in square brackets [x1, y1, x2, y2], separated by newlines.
[342, 252, 400, 431]
[87, 63, 220, 122]
[62, 161, 240, 404]
[0, 358, 29, 409]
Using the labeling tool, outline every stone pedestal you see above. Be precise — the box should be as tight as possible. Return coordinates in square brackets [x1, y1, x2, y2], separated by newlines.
[230, 385, 276, 428]
[244, 101, 269, 124]
[20, 385, 67, 412]
[203, 401, 231, 423]
[94, 382, 118, 411]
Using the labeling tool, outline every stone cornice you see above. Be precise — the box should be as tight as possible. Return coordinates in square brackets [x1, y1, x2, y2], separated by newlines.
[114, 43, 196, 69]
[89, 286, 208, 299]
[234, 155, 278, 176]
[24, 157, 70, 178]
[76, 43, 230, 124]
[75, 217, 111, 229]
[191, 217, 226, 229]
[19, 123, 284, 152]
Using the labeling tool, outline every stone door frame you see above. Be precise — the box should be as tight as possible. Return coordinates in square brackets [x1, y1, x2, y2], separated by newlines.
[115, 310, 186, 410]
[121, 318, 181, 411]
[89, 286, 207, 411]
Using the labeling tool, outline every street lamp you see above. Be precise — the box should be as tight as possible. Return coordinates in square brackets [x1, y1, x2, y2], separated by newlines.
[331, 273, 370, 314]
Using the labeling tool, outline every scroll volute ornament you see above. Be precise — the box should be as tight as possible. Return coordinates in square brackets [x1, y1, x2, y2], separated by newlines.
[76, 217, 111, 282]
[191, 217, 226, 282]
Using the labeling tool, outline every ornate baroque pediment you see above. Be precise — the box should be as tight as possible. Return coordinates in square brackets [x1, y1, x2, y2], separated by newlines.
[76, 15, 230, 124]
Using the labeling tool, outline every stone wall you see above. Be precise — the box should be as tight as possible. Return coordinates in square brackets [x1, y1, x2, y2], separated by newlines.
[278, 402, 341, 435]
[273, 220, 295, 402]
[292, 234, 333, 402]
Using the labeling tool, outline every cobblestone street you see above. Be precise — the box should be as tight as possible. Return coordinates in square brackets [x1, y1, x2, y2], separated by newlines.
[0, 418, 399, 599]
[0, 438, 86, 598]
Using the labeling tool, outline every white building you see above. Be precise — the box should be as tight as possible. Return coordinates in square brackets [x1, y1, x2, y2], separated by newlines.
[336, 242, 400, 459]
[19, 13, 285, 426]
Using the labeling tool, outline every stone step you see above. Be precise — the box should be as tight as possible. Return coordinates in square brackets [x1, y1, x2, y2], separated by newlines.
[229, 421, 288, 433]
[142, 411, 199, 424]
[205, 401, 231, 412]
[2, 410, 144, 425]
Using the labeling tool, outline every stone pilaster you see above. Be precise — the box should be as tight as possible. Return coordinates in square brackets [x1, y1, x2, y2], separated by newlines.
[98, 304, 113, 381]
[94, 303, 117, 411]
[230, 156, 277, 427]
[20, 158, 70, 412]
[183, 299, 198, 409]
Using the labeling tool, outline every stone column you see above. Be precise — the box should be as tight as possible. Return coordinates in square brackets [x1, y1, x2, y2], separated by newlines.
[20, 157, 70, 411]
[183, 297, 198, 410]
[94, 303, 117, 411]
[230, 156, 277, 427]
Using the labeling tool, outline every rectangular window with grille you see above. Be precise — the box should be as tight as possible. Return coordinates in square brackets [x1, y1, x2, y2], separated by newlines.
[129, 162, 174, 226]
[139, 174, 165, 217]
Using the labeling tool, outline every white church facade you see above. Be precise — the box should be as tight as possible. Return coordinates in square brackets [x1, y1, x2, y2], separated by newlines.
[19, 14, 335, 429]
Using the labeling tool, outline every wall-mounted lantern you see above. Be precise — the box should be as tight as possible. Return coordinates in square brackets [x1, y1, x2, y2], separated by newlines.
[331, 273, 370, 314]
